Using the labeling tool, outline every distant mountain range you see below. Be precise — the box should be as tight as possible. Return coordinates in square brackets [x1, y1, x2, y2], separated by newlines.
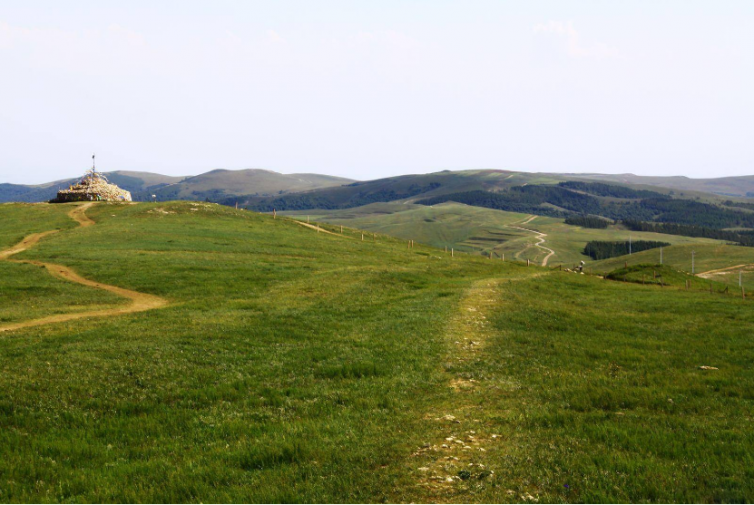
[0, 169, 354, 203]
[2, 168, 754, 205]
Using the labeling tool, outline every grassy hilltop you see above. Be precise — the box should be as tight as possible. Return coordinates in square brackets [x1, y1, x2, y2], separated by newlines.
[0, 202, 753, 502]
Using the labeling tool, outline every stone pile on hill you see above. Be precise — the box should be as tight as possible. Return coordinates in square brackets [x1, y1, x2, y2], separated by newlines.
[52, 169, 132, 203]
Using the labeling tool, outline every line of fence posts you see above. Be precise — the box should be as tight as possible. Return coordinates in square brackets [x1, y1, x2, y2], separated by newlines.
[275, 218, 749, 303]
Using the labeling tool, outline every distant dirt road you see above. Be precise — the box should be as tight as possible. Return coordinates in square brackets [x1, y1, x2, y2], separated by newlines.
[295, 220, 342, 236]
[509, 215, 556, 266]
[698, 264, 754, 278]
[0, 203, 168, 334]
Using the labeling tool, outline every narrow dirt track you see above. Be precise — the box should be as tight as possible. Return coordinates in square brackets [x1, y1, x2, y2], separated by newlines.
[509, 215, 556, 266]
[698, 263, 754, 278]
[295, 220, 344, 237]
[0, 203, 168, 334]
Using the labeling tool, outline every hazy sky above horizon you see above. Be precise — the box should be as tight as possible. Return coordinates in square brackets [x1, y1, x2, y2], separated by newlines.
[1, 1, 753, 184]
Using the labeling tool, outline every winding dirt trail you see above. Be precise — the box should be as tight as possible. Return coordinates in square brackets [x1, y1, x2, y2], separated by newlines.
[0, 203, 168, 334]
[509, 215, 556, 266]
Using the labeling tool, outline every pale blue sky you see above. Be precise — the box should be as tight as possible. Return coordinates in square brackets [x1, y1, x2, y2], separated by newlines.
[1, 1, 752, 184]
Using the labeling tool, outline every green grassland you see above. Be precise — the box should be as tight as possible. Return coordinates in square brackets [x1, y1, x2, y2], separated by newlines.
[0, 203, 79, 248]
[592, 243, 754, 290]
[285, 202, 724, 267]
[0, 262, 125, 325]
[0, 202, 753, 502]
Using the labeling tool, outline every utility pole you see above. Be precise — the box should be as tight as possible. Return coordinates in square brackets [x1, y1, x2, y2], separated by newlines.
[691, 250, 696, 274]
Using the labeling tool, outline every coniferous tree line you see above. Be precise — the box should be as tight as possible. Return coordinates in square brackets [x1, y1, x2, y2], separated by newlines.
[622, 220, 754, 246]
[418, 186, 754, 230]
[584, 240, 671, 260]
[564, 215, 612, 228]
[558, 181, 668, 200]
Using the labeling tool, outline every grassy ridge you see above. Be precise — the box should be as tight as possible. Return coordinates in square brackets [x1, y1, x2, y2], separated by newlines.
[0, 202, 752, 502]
[290, 203, 725, 266]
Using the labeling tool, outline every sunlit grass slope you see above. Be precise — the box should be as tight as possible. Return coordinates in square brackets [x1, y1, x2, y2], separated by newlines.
[0, 204, 126, 325]
[0, 203, 78, 248]
[0, 201, 752, 502]
[1, 201, 525, 502]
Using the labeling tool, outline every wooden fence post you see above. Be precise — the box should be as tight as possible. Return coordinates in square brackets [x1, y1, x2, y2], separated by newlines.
[273, 209, 276, 220]
[452, 248, 454, 258]
[361, 233, 364, 241]
[527, 259, 530, 267]
[340, 225, 343, 234]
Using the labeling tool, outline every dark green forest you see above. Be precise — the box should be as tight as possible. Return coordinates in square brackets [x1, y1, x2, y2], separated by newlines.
[564, 215, 612, 228]
[584, 240, 671, 260]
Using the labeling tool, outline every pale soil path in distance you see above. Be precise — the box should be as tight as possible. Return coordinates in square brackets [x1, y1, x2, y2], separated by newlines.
[508, 215, 556, 266]
[294, 220, 344, 237]
[0, 203, 168, 334]
[698, 264, 754, 278]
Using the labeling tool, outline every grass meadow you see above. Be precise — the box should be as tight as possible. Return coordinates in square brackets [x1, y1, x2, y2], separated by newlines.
[0, 202, 752, 502]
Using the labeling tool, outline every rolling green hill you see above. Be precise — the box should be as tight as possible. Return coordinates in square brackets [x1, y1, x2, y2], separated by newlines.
[286, 202, 726, 266]
[151, 169, 353, 202]
[1, 202, 753, 502]
[571, 173, 754, 198]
